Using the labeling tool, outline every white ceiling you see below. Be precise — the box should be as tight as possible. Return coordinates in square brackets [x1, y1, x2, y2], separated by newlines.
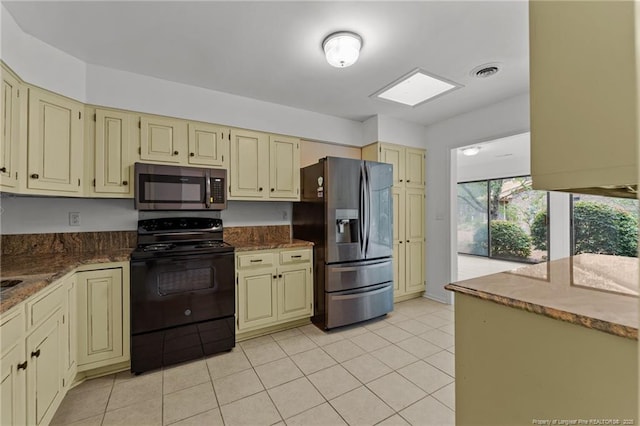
[2, 1, 530, 127]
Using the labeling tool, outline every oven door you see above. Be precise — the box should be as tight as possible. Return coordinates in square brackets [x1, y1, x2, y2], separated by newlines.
[130, 252, 235, 335]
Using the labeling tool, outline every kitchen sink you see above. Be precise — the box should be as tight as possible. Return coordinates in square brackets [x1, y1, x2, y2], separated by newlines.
[0, 279, 23, 290]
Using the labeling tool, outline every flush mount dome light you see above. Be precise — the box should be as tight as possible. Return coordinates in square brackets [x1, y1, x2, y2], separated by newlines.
[461, 146, 481, 156]
[322, 31, 362, 68]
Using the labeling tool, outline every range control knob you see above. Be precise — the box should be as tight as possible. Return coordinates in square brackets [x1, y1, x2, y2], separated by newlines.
[184, 309, 192, 316]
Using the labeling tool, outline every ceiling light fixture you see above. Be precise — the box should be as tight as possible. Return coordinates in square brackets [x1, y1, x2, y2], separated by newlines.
[461, 146, 481, 156]
[322, 31, 362, 68]
[372, 68, 461, 107]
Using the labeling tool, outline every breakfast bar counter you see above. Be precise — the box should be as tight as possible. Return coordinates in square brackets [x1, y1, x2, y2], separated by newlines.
[446, 254, 638, 426]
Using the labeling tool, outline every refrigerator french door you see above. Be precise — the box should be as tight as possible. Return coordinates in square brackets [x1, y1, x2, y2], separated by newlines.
[293, 157, 394, 329]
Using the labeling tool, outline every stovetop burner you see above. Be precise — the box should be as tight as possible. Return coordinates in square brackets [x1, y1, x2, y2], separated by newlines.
[132, 217, 234, 259]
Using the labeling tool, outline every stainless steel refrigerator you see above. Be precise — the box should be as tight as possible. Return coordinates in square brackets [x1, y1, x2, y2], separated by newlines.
[292, 157, 394, 329]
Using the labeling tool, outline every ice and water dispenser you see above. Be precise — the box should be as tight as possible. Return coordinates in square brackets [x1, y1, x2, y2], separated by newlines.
[335, 209, 359, 244]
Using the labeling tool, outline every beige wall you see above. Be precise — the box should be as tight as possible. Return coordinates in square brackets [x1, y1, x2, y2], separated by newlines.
[455, 293, 638, 425]
[300, 140, 361, 168]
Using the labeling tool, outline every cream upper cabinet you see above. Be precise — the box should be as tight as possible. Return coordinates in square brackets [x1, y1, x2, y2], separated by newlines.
[76, 266, 129, 371]
[405, 148, 426, 188]
[229, 128, 269, 199]
[27, 87, 83, 193]
[529, 0, 638, 194]
[93, 108, 133, 195]
[1, 64, 22, 190]
[236, 248, 313, 335]
[362, 142, 426, 300]
[188, 122, 229, 168]
[269, 134, 300, 199]
[140, 115, 187, 164]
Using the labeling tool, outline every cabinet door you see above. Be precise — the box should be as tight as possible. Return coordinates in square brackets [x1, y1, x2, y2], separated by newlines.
[63, 276, 77, 387]
[277, 264, 312, 321]
[27, 88, 83, 193]
[26, 310, 64, 426]
[405, 241, 425, 293]
[1, 308, 26, 426]
[76, 268, 124, 369]
[140, 115, 186, 163]
[269, 135, 300, 199]
[1, 67, 21, 189]
[229, 129, 269, 199]
[0, 341, 26, 426]
[405, 189, 425, 240]
[237, 269, 277, 330]
[188, 122, 229, 167]
[405, 148, 425, 188]
[95, 109, 132, 194]
[392, 187, 406, 295]
[379, 144, 405, 186]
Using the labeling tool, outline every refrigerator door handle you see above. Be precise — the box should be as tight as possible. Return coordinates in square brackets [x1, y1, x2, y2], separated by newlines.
[359, 164, 367, 255]
[363, 163, 371, 256]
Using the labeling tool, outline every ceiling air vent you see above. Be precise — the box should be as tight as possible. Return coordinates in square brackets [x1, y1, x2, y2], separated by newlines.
[471, 63, 500, 78]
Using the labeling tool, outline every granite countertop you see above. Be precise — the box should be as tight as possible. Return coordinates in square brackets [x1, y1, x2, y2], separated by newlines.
[445, 253, 639, 339]
[229, 238, 314, 252]
[1, 249, 133, 314]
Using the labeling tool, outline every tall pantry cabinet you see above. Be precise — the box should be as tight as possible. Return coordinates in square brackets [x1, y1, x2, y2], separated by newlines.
[362, 142, 426, 301]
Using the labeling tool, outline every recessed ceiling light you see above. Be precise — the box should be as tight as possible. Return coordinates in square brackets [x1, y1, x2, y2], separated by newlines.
[372, 69, 461, 107]
[461, 146, 481, 156]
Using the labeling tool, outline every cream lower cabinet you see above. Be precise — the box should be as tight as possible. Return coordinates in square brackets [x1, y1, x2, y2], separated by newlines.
[363, 142, 426, 300]
[76, 265, 129, 371]
[236, 248, 312, 333]
[0, 308, 27, 426]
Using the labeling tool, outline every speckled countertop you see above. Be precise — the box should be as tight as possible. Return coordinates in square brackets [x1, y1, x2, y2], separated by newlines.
[445, 253, 639, 339]
[1, 249, 133, 314]
[229, 239, 313, 252]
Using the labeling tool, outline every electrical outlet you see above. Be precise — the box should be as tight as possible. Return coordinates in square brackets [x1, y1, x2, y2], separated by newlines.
[69, 212, 81, 226]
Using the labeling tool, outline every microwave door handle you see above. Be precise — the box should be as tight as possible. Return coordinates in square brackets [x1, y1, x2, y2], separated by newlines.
[205, 172, 211, 208]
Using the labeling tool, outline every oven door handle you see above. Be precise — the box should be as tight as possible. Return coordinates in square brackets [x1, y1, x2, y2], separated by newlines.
[205, 172, 211, 208]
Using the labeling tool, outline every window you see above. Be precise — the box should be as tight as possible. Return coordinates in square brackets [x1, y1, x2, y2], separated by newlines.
[571, 194, 638, 258]
[457, 176, 548, 263]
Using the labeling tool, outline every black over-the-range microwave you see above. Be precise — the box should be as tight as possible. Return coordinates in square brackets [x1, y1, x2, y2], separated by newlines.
[134, 162, 227, 210]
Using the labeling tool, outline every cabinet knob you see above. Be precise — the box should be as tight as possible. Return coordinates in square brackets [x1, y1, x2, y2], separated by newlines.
[273, 275, 277, 279]
[31, 349, 41, 358]
[17, 361, 27, 370]
[122, 181, 128, 186]
[173, 150, 179, 155]
[270, 188, 274, 192]
[190, 152, 195, 157]
[30, 173, 39, 179]
[259, 187, 263, 192]
[407, 180, 410, 183]
[278, 274, 283, 278]
[399, 241, 403, 244]
[0, 167, 6, 173]
[406, 240, 409, 243]
[400, 179, 403, 182]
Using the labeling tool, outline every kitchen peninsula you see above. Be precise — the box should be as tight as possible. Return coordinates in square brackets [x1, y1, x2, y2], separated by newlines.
[446, 254, 638, 426]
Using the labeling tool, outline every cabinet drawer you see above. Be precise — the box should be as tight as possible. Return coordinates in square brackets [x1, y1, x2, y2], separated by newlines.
[0, 308, 24, 355]
[26, 282, 65, 329]
[237, 252, 275, 269]
[280, 249, 311, 264]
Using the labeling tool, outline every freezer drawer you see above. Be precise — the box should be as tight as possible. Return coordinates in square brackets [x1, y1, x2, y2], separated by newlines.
[325, 258, 393, 292]
[325, 282, 393, 329]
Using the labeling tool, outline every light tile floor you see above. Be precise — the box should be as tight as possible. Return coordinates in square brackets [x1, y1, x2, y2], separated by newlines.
[52, 297, 455, 426]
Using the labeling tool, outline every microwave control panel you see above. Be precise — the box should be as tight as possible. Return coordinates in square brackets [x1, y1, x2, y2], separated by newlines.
[211, 178, 225, 204]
